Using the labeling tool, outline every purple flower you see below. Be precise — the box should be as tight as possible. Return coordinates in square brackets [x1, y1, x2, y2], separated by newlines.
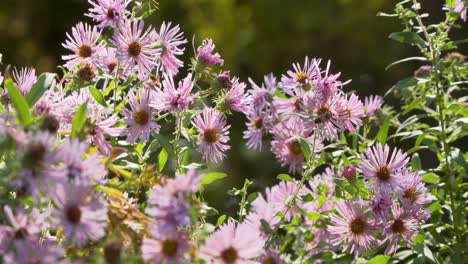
[62, 22, 105, 68]
[113, 19, 160, 79]
[337, 94, 364, 132]
[369, 193, 393, 219]
[414, 65, 432, 78]
[341, 165, 356, 180]
[246, 194, 281, 237]
[358, 144, 409, 192]
[395, 171, 433, 208]
[12, 67, 37, 95]
[280, 57, 319, 94]
[364, 95, 384, 117]
[3, 240, 66, 264]
[200, 220, 264, 264]
[122, 87, 160, 143]
[243, 110, 268, 151]
[86, 0, 131, 28]
[196, 38, 224, 66]
[383, 203, 419, 255]
[142, 228, 190, 264]
[455, 0, 467, 21]
[313, 60, 350, 100]
[192, 108, 230, 163]
[152, 74, 195, 113]
[51, 184, 108, 246]
[248, 73, 276, 110]
[223, 77, 251, 114]
[303, 92, 342, 140]
[155, 22, 187, 75]
[328, 200, 379, 258]
[97, 47, 120, 76]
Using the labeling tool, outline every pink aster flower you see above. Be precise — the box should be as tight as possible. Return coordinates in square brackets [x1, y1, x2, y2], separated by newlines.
[455, 0, 467, 21]
[358, 144, 409, 192]
[51, 184, 108, 246]
[122, 87, 160, 143]
[12, 67, 36, 95]
[248, 73, 276, 110]
[369, 193, 393, 219]
[200, 220, 264, 264]
[155, 22, 187, 75]
[280, 56, 320, 95]
[86, 0, 131, 28]
[383, 203, 419, 255]
[152, 74, 195, 113]
[191, 108, 230, 163]
[97, 47, 120, 76]
[271, 117, 322, 174]
[142, 228, 190, 264]
[308, 167, 336, 199]
[303, 90, 343, 140]
[243, 110, 268, 151]
[223, 77, 251, 114]
[113, 19, 160, 79]
[395, 171, 433, 208]
[2, 241, 66, 264]
[62, 22, 105, 68]
[268, 181, 306, 220]
[364, 95, 384, 117]
[246, 194, 281, 237]
[337, 94, 364, 132]
[313, 60, 350, 101]
[196, 38, 224, 66]
[328, 200, 379, 258]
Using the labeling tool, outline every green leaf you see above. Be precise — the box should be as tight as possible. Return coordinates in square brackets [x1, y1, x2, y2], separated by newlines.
[26, 73, 55, 107]
[385, 57, 427, 71]
[71, 102, 88, 138]
[376, 117, 390, 144]
[385, 77, 418, 96]
[389, 32, 425, 46]
[277, 174, 294, 182]
[299, 193, 314, 202]
[5, 79, 33, 126]
[297, 137, 312, 160]
[216, 215, 226, 226]
[411, 153, 422, 171]
[247, 193, 258, 203]
[368, 255, 391, 264]
[422, 173, 440, 184]
[200, 172, 227, 185]
[260, 219, 274, 234]
[157, 148, 168, 172]
[88, 86, 108, 107]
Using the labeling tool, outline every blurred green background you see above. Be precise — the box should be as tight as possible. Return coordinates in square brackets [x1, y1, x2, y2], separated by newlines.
[1, 0, 467, 214]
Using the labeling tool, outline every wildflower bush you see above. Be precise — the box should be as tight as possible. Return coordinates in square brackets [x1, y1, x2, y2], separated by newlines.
[0, 0, 466, 263]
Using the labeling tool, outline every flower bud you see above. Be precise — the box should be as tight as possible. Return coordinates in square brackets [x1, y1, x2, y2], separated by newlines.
[341, 165, 356, 180]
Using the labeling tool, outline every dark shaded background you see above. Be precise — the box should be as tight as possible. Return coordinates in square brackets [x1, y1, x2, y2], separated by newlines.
[1, 0, 466, 214]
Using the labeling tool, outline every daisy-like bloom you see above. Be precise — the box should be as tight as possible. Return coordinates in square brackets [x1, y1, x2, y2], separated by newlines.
[192, 108, 231, 163]
[337, 94, 364, 132]
[271, 88, 307, 117]
[3, 240, 66, 264]
[269, 181, 307, 220]
[142, 228, 190, 264]
[358, 144, 409, 191]
[56, 138, 108, 184]
[97, 47, 120, 76]
[246, 194, 281, 237]
[395, 171, 433, 208]
[222, 77, 251, 114]
[280, 56, 319, 95]
[12, 67, 37, 95]
[51, 184, 108, 246]
[303, 92, 343, 140]
[122, 87, 160, 143]
[62, 22, 105, 68]
[196, 38, 224, 66]
[328, 200, 379, 258]
[0, 206, 46, 254]
[383, 203, 419, 255]
[86, 0, 131, 28]
[155, 22, 187, 75]
[369, 193, 392, 219]
[200, 220, 264, 264]
[113, 19, 160, 79]
[243, 110, 268, 151]
[152, 74, 195, 113]
[258, 250, 283, 264]
[313, 60, 350, 101]
[455, 0, 467, 21]
[248, 73, 276, 110]
[271, 117, 322, 174]
[364, 95, 384, 117]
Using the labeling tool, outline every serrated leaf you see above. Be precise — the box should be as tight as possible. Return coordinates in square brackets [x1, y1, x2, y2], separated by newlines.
[5, 79, 32, 126]
[71, 101, 88, 138]
[89, 86, 107, 107]
[157, 148, 168, 172]
[277, 174, 294, 182]
[200, 172, 227, 185]
[26, 73, 55, 107]
[389, 32, 425, 46]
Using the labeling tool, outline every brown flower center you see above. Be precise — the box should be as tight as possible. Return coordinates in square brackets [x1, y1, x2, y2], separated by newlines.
[251, 117, 263, 129]
[107, 62, 117, 73]
[221, 247, 238, 263]
[314, 107, 332, 124]
[376, 165, 390, 181]
[262, 257, 278, 264]
[77, 63, 96, 82]
[66, 205, 82, 224]
[161, 239, 178, 257]
[391, 219, 406, 234]
[78, 45, 92, 58]
[133, 110, 150, 125]
[295, 71, 308, 84]
[288, 141, 302, 155]
[25, 142, 46, 168]
[203, 128, 218, 143]
[128, 41, 142, 57]
[107, 8, 116, 19]
[14, 228, 28, 239]
[349, 217, 366, 234]
[403, 187, 417, 204]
